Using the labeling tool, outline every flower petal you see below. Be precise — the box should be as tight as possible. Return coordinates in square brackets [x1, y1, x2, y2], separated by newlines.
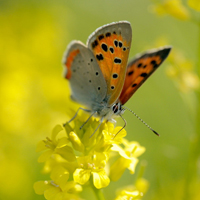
[111, 144, 130, 159]
[57, 137, 70, 148]
[110, 157, 131, 181]
[33, 180, 51, 195]
[127, 158, 139, 174]
[92, 170, 110, 189]
[38, 149, 54, 163]
[50, 166, 69, 191]
[55, 145, 76, 162]
[73, 168, 91, 185]
[36, 140, 47, 152]
[44, 185, 61, 200]
[69, 131, 85, 152]
[52, 125, 63, 143]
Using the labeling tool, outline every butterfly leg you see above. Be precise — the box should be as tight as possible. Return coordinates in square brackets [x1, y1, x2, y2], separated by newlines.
[68, 107, 91, 123]
[113, 114, 127, 139]
[79, 111, 96, 130]
[90, 117, 104, 138]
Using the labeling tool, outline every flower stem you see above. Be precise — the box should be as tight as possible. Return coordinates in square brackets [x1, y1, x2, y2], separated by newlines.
[90, 178, 106, 200]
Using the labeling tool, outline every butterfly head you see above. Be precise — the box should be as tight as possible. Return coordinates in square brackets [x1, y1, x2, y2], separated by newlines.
[112, 102, 125, 116]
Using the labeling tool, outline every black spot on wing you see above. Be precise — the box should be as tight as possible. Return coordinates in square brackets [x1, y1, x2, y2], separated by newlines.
[98, 34, 104, 40]
[101, 43, 108, 52]
[96, 54, 104, 61]
[140, 73, 148, 77]
[119, 41, 123, 48]
[114, 40, 118, 47]
[114, 58, 122, 64]
[151, 60, 158, 68]
[109, 47, 114, 53]
[92, 40, 98, 49]
[106, 32, 111, 37]
[112, 73, 118, 79]
[128, 71, 134, 76]
[132, 83, 137, 87]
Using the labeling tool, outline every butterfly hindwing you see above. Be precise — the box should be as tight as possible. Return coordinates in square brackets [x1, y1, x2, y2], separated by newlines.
[119, 46, 172, 105]
[87, 21, 132, 106]
[63, 41, 107, 110]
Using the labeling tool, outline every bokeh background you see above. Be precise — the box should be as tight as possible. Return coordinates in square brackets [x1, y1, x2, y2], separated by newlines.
[1, 0, 199, 199]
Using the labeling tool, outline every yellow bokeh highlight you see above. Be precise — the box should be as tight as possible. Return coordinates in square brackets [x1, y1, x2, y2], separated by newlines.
[151, 0, 190, 20]
[0, 4, 73, 200]
[188, 0, 200, 11]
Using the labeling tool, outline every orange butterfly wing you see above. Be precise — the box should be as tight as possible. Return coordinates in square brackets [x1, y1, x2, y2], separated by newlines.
[119, 47, 172, 105]
[87, 21, 132, 106]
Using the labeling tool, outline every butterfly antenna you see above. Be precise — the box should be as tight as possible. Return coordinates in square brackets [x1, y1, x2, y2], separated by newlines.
[122, 106, 160, 136]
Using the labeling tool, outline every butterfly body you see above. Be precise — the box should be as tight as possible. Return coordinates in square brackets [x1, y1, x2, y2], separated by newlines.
[63, 21, 171, 124]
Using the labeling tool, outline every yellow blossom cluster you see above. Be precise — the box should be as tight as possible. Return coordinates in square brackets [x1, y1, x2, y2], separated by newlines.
[166, 49, 200, 93]
[34, 115, 146, 200]
[151, 0, 200, 20]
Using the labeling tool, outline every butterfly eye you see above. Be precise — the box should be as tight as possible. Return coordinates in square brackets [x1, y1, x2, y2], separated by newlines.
[112, 103, 122, 114]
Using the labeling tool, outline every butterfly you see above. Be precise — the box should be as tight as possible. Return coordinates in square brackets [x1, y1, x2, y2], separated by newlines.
[63, 21, 171, 135]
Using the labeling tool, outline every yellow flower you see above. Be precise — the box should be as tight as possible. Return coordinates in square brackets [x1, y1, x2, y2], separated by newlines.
[152, 0, 190, 20]
[73, 152, 110, 189]
[110, 139, 145, 181]
[135, 178, 149, 194]
[34, 180, 82, 200]
[114, 170, 149, 200]
[188, 0, 200, 11]
[115, 189, 143, 200]
[36, 125, 76, 163]
[35, 115, 146, 199]
[166, 49, 200, 93]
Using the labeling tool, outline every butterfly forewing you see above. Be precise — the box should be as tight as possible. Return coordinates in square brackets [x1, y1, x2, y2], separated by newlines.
[63, 41, 107, 110]
[119, 47, 172, 105]
[87, 21, 132, 106]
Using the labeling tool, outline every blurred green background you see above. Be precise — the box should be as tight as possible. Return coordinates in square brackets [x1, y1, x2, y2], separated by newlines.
[1, 0, 199, 199]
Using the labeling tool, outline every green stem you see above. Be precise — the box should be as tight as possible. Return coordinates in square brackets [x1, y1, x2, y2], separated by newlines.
[90, 178, 106, 200]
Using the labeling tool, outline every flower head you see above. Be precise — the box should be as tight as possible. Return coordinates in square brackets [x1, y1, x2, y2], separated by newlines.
[35, 114, 146, 199]
[151, 0, 190, 20]
[166, 49, 200, 93]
